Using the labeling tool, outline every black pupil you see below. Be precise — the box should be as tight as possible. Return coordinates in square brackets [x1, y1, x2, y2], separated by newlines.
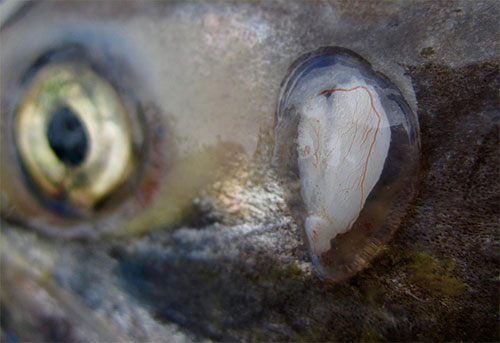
[47, 106, 88, 166]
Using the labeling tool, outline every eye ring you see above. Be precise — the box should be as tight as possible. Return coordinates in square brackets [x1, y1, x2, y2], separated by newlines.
[1, 41, 171, 238]
[15, 63, 133, 211]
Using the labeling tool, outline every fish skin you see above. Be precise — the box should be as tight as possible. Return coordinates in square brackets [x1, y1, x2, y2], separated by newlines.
[0, 1, 498, 341]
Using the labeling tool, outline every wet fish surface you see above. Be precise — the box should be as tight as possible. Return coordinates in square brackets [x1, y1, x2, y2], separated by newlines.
[0, 1, 499, 342]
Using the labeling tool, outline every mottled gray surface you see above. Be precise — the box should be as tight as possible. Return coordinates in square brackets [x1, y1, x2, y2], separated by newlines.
[1, 1, 499, 342]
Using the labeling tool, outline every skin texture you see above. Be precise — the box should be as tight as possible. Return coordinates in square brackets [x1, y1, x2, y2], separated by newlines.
[1, 1, 499, 342]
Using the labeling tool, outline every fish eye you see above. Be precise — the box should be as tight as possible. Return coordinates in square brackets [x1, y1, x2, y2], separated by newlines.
[0, 42, 172, 236]
[15, 63, 133, 212]
[274, 47, 420, 281]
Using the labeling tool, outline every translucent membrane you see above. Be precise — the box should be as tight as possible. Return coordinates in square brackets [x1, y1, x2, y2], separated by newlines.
[274, 48, 420, 281]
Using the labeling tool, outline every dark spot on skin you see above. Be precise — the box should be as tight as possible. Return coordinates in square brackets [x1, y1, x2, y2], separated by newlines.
[420, 47, 435, 58]
[387, 17, 399, 28]
[47, 106, 88, 166]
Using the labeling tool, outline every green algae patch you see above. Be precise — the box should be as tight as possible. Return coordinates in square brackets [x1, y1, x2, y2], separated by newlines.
[285, 263, 303, 278]
[360, 279, 385, 308]
[361, 327, 384, 342]
[257, 262, 305, 289]
[405, 250, 465, 297]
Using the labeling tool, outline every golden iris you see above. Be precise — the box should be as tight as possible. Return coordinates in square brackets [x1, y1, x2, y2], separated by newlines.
[15, 63, 133, 210]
